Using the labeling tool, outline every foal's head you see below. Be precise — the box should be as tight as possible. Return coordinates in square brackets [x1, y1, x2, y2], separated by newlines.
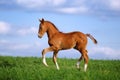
[38, 18, 48, 38]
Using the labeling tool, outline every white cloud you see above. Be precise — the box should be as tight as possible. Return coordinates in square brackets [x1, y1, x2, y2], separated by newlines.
[107, 0, 120, 11]
[89, 46, 120, 59]
[0, 21, 11, 34]
[0, 39, 40, 51]
[0, 21, 38, 36]
[17, 27, 37, 36]
[16, 0, 47, 8]
[0, 41, 42, 56]
[57, 6, 88, 14]
[96, 0, 120, 11]
[15, 0, 89, 14]
[1, 0, 120, 16]
[8, 44, 31, 50]
[51, 0, 66, 6]
[16, 0, 66, 8]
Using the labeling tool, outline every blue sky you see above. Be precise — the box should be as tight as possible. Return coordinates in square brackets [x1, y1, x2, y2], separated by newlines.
[0, 0, 120, 59]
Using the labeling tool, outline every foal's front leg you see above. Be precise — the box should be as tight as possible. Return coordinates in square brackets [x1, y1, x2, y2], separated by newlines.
[42, 47, 53, 66]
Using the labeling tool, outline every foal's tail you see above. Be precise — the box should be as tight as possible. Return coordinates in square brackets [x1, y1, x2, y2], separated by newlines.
[86, 34, 97, 44]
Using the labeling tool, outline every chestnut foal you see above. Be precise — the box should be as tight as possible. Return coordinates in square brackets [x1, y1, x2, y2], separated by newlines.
[38, 18, 97, 72]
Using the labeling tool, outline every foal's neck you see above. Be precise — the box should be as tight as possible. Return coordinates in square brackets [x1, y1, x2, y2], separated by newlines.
[46, 23, 59, 39]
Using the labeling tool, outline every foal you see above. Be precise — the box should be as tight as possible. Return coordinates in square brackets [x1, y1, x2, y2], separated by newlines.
[38, 18, 97, 72]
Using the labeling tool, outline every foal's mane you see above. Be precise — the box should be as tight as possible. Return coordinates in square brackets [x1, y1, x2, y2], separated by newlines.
[46, 21, 59, 31]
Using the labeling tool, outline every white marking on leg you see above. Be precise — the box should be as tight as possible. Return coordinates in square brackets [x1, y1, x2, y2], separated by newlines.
[43, 56, 48, 66]
[76, 61, 80, 69]
[55, 62, 60, 70]
[84, 64, 87, 72]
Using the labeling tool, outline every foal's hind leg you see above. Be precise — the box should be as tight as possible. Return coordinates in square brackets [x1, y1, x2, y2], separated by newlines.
[76, 55, 83, 69]
[81, 50, 89, 72]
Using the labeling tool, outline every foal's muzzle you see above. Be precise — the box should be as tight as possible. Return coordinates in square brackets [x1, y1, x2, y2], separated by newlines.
[38, 33, 42, 38]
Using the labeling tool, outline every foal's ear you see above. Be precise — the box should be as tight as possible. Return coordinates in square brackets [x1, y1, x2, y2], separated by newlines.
[39, 18, 44, 23]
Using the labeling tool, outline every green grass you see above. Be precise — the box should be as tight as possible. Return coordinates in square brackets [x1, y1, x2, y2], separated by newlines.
[0, 56, 120, 80]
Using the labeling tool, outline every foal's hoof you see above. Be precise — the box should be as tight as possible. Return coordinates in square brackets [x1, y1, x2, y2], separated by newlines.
[43, 63, 48, 67]
[57, 68, 60, 70]
[76, 65, 80, 69]
[56, 65, 60, 70]
[45, 64, 48, 67]
[76, 65, 81, 70]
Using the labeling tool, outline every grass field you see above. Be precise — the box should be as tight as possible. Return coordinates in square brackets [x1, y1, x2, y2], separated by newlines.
[0, 56, 120, 80]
